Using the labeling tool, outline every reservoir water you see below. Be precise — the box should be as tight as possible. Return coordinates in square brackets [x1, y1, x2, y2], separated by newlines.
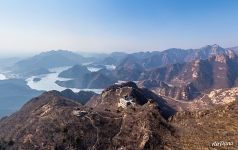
[0, 74, 7, 80]
[26, 66, 103, 94]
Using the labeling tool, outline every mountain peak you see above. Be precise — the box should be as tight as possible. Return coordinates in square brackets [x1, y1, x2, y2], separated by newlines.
[103, 81, 138, 93]
[198, 44, 236, 58]
[202, 44, 223, 50]
[86, 81, 153, 111]
[211, 44, 220, 48]
[203, 44, 221, 48]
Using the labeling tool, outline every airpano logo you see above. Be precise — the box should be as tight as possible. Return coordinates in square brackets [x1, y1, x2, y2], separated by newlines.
[211, 141, 234, 147]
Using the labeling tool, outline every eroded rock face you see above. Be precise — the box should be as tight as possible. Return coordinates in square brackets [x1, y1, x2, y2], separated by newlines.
[138, 80, 200, 101]
[169, 99, 238, 150]
[206, 87, 238, 104]
[139, 53, 238, 101]
[185, 87, 238, 111]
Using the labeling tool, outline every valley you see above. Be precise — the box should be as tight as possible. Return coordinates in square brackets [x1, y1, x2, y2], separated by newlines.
[0, 45, 238, 149]
[1, 1, 238, 149]
[26, 66, 103, 94]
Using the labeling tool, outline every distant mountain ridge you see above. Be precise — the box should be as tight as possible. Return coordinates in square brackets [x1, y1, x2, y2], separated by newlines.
[54, 45, 238, 98]
[116, 44, 234, 70]
[8, 50, 93, 77]
[228, 46, 238, 54]
[139, 53, 238, 100]
[15, 50, 88, 68]
[5, 44, 237, 78]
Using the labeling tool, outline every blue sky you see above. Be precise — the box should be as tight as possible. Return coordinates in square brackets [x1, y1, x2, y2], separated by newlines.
[0, 0, 238, 55]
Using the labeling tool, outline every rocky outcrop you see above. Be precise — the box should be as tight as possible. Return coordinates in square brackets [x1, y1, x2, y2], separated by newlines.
[86, 81, 176, 118]
[169, 99, 238, 149]
[139, 80, 200, 100]
[86, 81, 148, 109]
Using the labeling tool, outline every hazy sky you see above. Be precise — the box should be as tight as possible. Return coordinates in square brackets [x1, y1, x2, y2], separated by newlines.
[0, 0, 238, 56]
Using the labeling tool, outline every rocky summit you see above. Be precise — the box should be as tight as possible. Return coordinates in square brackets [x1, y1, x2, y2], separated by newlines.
[0, 86, 177, 150]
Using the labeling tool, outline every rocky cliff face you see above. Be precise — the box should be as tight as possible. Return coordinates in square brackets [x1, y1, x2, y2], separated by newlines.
[139, 53, 238, 101]
[138, 80, 200, 100]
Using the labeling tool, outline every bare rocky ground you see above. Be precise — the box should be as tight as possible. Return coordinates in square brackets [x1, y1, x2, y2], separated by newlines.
[0, 82, 237, 149]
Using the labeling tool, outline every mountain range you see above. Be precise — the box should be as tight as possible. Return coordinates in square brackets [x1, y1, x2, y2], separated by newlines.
[0, 81, 237, 149]
[7, 50, 93, 78]
[115, 44, 234, 69]
[5, 44, 233, 77]
[0, 44, 238, 149]
[139, 53, 238, 100]
[54, 45, 238, 102]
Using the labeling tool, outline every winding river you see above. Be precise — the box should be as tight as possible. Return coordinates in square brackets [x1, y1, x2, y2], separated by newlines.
[26, 66, 103, 94]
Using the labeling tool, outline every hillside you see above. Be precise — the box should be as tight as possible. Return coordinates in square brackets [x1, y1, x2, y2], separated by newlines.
[58, 65, 91, 78]
[0, 82, 237, 149]
[0, 89, 177, 149]
[139, 53, 238, 101]
[170, 99, 238, 149]
[56, 71, 117, 89]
